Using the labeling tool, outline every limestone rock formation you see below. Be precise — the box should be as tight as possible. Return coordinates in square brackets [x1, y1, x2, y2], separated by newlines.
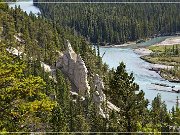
[56, 40, 119, 118]
[93, 74, 106, 104]
[93, 74, 120, 118]
[40, 62, 52, 72]
[56, 40, 90, 97]
[14, 33, 25, 44]
[93, 74, 107, 118]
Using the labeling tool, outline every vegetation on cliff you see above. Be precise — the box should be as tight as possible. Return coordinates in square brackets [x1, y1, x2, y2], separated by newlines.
[0, 0, 180, 133]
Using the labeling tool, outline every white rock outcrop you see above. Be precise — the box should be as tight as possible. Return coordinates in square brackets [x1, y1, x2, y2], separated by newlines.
[40, 62, 52, 72]
[93, 74, 108, 118]
[6, 47, 23, 56]
[56, 41, 119, 118]
[93, 74, 106, 104]
[93, 74, 120, 118]
[56, 40, 90, 97]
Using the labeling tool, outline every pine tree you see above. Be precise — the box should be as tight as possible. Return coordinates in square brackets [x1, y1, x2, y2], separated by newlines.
[173, 96, 180, 127]
[109, 62, 148, 132]
[150, 94, 171, 131]
[50, 106, 69, 132]
[0, 43, 55, 132]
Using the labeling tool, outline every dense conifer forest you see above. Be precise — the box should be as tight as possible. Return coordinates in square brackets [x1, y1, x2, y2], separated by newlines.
[0, 0, 180, 133]
[36, 0, 180, 44]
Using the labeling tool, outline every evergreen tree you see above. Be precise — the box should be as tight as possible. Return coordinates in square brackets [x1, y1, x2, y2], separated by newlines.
[150, 94, 171, 132]
[109, 62, 148, 132]
[0, 43, 55, 132]
[36, 0, 180, 44]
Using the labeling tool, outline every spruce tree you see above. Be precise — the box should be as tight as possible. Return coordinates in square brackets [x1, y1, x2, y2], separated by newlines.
[109, 62, 148, 132]
[150, 94, 171, 131]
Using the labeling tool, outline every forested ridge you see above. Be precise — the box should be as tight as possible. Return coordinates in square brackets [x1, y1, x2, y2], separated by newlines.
[35, 0, 180, 44]
[0, 0, 180, 133]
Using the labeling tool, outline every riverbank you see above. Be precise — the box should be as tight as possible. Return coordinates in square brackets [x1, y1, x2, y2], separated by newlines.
[100, 43, 180, 109]
[100, 37, 153, 48]
[153, 36, 180, 46]
[134, 48, 152, 56]
[101, 41, 136, 48]
[100, 36, 173, 48]
[141, 57, 180, 83]
[135, 36, 180, 83]
[134, 48, 176, 79]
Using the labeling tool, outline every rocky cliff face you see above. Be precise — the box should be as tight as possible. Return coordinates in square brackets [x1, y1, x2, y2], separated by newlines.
[56, 40, 90, 97]
[93, 74, 108, 118]
[93, 74, 106, 106]
[93, 74, 120, 118]
[56, 40, 119, 118]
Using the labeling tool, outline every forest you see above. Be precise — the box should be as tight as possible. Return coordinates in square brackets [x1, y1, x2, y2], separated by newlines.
[0, 0, 180, 133]
[36, 0, 180, 44]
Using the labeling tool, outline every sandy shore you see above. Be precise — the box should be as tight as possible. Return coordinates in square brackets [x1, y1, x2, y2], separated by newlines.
[134, 48, 152, 56]
[134, 36, 180, 55]
[101, 41, 136, 48]
[153, 36, 180, 46]
[149, 64, 173, 71]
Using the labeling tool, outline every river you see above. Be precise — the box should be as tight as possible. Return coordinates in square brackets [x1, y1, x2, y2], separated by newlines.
[8, 0, 180, 110]
[100, 44, 180, 109]
[8, 0, 40, 15]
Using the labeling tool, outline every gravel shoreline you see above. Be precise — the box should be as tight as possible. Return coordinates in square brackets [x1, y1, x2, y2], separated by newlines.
[134, 48, 152, 56]
[134, 48, 174, 73]
[101, 41, 136, 48]
[153, 36, 180, 46]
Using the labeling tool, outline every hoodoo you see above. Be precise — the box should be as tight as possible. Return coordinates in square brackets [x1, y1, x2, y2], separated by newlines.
[56, 40, 90, 97]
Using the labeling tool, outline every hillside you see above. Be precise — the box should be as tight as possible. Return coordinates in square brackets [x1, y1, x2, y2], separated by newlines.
[1, 0, 180, 133]
[36, 0, 180, 44]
